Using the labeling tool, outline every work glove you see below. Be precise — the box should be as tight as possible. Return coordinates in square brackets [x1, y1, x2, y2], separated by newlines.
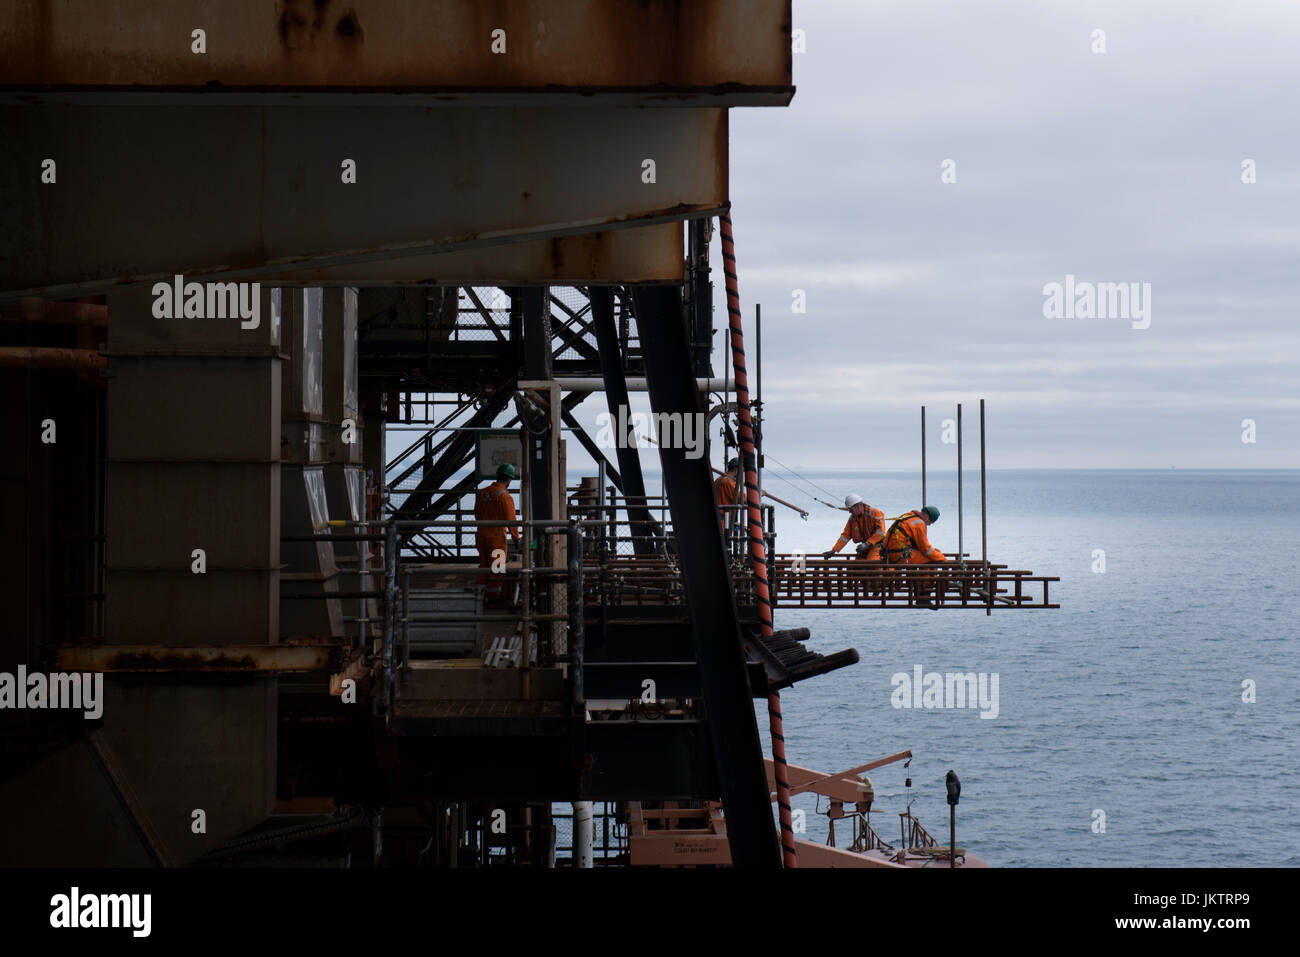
[821, 550, 835, 558]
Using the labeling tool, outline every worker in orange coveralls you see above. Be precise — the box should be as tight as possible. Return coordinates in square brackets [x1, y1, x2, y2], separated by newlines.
[882, 505, 945, 608]
[823, 493, 886, 560]
[713, 457, 742, 531]
[475, 463, 521, 604]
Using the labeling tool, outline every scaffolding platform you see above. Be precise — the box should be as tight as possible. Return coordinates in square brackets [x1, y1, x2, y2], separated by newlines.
[579, 553, 1057, 610]
[769, 555, 1058, 610]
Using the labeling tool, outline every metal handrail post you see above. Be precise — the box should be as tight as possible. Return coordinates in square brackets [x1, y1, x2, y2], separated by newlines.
[566, 521, 584, 714]
[383, 521, 399, 708]
[401, 568, 411, 679]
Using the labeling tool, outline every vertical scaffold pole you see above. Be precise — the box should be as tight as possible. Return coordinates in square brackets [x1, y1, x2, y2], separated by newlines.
[957, 404, 964, 566]
[981, 399, 990, 616]
[921, 406, 927, 505]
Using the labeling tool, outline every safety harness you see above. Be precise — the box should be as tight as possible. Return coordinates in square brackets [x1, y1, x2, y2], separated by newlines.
[881, 511, 922, 563]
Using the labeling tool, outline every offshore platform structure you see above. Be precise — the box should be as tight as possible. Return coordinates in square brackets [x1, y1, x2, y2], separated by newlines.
[0, 1, 1056, 868]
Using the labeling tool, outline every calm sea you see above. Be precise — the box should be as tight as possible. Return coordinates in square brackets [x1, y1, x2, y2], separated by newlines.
[748, 469, 1299, 866]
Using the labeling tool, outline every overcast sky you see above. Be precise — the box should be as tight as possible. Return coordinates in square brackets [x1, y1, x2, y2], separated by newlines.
[564, 0, 1300, 474]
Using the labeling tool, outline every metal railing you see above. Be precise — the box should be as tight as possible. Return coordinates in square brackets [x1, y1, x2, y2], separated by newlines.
[283, 514, 590, 715]
[900, 809, 938, 849]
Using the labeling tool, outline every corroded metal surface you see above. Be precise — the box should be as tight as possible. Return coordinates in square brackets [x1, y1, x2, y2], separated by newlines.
[254, 224, 685, 285]
[1, 106, 726, 298]
[55, 644, 333, 671]
[1, 0, 792, 105]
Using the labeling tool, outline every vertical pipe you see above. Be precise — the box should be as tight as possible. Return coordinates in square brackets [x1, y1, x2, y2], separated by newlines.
[608, 486, 616, 557]
[401, 570, 411, 678]
[94, 387, 105, 639]
[566, 522, 584, 713]
[980, 399, 990, 616]
[950, 804, 956, 869]
[723, 306, 731, 469]
[597, 456, 606, 558]
[956, 404, 963, 565]
[519, 426, 532, 692]
[573, 801, 594, 869]
[358, 519, 369, 654]
[597, 459, 609, 647]
[755, 302, 762, 512]
[383, 520, 398, 710]
[921, 406, 927, 506]
[719, 212, 796, 868]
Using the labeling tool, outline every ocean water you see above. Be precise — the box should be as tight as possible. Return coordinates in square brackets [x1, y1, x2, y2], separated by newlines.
[744, 469, 1300, 867]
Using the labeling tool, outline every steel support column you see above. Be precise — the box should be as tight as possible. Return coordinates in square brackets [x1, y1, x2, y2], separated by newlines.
[521, 288, 552, 526]
[560, 408, 622, 490]
[633, 283, 779, 869]
[688, 219, 715, 378]
[592, 287, 658, 557]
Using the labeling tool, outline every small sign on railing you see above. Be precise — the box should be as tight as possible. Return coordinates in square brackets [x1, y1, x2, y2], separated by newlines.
[476, 429, 522, 480]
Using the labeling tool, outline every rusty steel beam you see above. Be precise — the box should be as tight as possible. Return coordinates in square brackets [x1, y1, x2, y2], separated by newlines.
[0, 346, 106, 371]
[55, 644, 334, 672]
[0, 106, 726, 299]
[1, 0, 793, 107]
[0, 298, 107, 325]
[252, 224, 684, 285]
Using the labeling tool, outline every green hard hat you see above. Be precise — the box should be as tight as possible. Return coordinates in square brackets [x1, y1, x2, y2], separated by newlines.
[728, 457, 740, 469]
[496, 463, 517, 481]
[922, 505, 940, 523]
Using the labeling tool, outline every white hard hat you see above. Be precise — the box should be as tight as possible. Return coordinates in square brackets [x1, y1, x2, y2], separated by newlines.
[844, 493, 863, 508]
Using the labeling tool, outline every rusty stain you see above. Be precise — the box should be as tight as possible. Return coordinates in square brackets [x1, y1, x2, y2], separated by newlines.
[277, 5, 309, 49]
[106, 652, 260, 671]
[55, 644, 336, 672]
[3, 0, 791, 89]
[336, 10, 363, 40]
